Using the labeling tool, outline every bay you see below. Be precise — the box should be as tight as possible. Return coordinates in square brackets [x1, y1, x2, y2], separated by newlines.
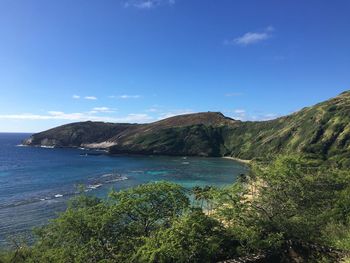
[0, 133, 247, 246]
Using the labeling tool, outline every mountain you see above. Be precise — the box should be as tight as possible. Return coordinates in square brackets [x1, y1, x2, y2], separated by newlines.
[23, 112, 237, 157]
[23, 122, 136, 148]
[106, 112, 238, 157]
[23, 91, 350, 166]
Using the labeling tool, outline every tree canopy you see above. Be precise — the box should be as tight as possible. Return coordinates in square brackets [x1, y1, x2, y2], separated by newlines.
[2, 155, 350, 262]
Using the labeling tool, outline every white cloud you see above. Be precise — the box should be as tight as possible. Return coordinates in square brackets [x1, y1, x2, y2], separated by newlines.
[90, 107, 115, 113]
[146, 108, 159, 112]
[72, 95, 80, 99]
[109, 95, 141, 99]
[0, 111, 153, 123]
[47, 111, 65, 116]
[135, 1, 154, 9]
[118, 94, 141, 99]
[234, 109, 246, 114]
[157, 109, 194, 120]
[225, 26, 274, 46]
[124, 0, 175, 9]
[223, 108, 280, 121]
[234, 32, 269, 45]
[84, 96, 97, 100]
[231, 109, 246, 120]
[115, 114, 153, 123]
[261, 113, 278, 120]
[93, 107, 110, 111]
[0, 112, 86, 121]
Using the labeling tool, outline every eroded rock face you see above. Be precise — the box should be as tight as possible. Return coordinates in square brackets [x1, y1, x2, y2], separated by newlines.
[22, 137, 33, 145]
[40, 138, 58, 147]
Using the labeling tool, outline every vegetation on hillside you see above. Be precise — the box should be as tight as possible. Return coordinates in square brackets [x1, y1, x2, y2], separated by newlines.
[23, 92, 350, 166]
[224, 91, 350, 167]
[23, 122, 136, 147]
[2, 155, 350, 262]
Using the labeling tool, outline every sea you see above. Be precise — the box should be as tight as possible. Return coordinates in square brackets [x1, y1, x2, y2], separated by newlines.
[0, 133, 248, 247]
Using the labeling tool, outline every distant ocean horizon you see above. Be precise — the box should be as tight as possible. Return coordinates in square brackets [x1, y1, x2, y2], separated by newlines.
[0, 133, 247, 247]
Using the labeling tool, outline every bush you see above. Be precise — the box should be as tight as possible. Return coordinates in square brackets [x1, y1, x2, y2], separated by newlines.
[135, 209, 238, 263]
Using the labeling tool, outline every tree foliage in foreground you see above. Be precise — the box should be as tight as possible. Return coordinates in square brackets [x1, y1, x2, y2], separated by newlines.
[2, 155, 350, 262]
[213, 155, 350, 259]
[30, 182, 191, 263]
[134, 208, 238, 262]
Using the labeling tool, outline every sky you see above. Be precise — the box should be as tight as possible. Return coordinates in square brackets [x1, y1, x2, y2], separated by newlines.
[0, 0, 349, 132]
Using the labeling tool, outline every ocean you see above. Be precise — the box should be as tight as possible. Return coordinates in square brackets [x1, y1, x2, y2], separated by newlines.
[0, 133, 247, 246]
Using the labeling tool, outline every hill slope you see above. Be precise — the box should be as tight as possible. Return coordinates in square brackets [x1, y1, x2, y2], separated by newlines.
[23, 92, 350, 166]
[223, 91, 350, 166]
[23, 122, 136, 148]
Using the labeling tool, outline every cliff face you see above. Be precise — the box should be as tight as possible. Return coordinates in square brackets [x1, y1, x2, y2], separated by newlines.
[23, 92, 350, 166]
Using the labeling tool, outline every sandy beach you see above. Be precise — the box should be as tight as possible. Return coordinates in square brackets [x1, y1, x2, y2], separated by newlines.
[222, 156, 251, 165]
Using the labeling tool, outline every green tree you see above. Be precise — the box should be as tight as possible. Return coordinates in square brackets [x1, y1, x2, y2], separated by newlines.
[212, 155, 350, 256]
[109, 181, 190, 237]
[251, 155, 350, 242]
[191, 186, 213, 210]
[134, 208, 238, 263]
[25, 182, 190, 263]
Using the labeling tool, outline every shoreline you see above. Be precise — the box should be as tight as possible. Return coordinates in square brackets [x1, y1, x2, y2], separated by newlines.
[222, 156, 251, 165]
[21, 144, 252, 165]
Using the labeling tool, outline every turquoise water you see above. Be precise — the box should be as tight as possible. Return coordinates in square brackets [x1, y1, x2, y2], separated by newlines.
[0, 133, 248, 246]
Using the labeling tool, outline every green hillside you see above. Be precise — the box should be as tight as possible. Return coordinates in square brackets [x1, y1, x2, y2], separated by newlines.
[223, 91, 350, 166]
[23, 91, 350, 166]
[23, 122, 136, 147]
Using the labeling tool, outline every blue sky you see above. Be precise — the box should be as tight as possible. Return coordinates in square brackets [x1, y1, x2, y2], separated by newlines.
[0, 0, 349, 132]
